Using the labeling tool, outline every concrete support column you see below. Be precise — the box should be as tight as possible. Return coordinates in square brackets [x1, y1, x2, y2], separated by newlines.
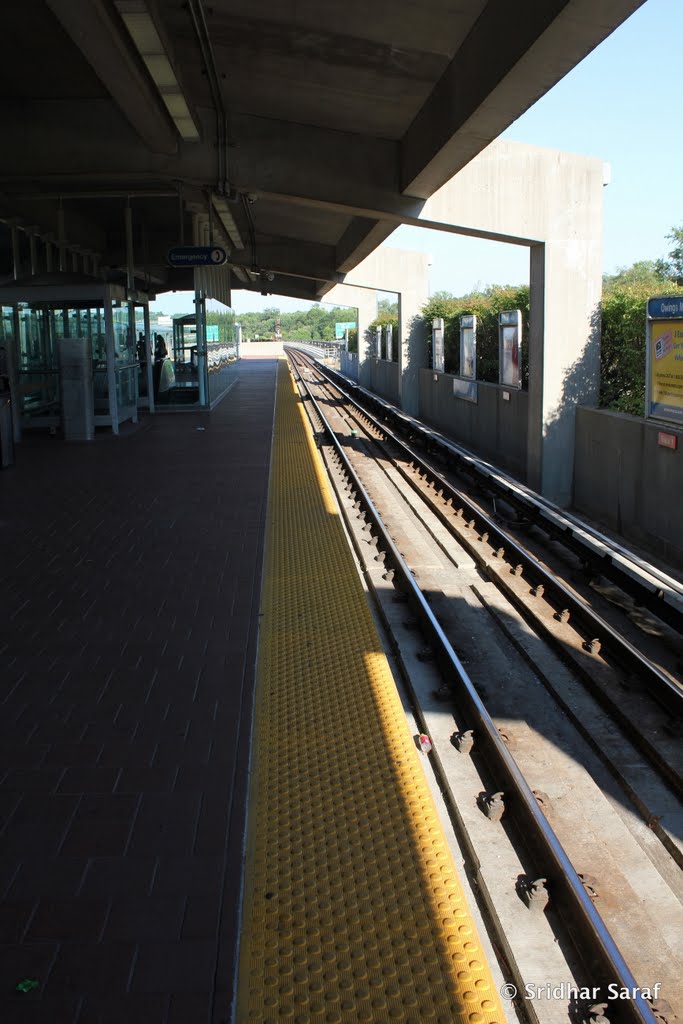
[322, 283, 377, 386]
[398, 280, 429, 417]
[527, 240, 601, 505]
[328, 248, 429, 410]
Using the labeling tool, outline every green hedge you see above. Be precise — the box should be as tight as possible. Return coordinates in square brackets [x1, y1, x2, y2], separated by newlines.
[422, 286, 530, 385]
[600, 281, 683, 416]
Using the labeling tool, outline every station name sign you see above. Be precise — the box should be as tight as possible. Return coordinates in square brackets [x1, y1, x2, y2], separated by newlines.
[167, 246, 228, 268]
[647, 297, 683, 319]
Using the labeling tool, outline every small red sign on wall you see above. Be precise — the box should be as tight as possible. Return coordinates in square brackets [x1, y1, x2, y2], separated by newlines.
[657, 431, 678, 450]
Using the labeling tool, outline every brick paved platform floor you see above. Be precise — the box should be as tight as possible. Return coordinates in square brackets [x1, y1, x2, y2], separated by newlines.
[0, 358, 278, 1023]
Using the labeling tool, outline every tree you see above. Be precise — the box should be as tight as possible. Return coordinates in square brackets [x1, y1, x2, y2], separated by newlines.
[377, 297, 398, 317]
[600, 271, 683, 416]
[603, 260, 671, 293]
[654, 225, 683, 282]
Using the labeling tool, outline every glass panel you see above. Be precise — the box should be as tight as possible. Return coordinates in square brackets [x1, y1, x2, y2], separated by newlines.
[109, 302, 138, 416]
[134, 308, 150, 399]
[19, 305, 55, 370]
[16, 303, 60, 420]
[91, 307, 106, 363]
[161, 317, 198, 405]
[91, 306, 110, 415]
[0, 307, 13, 390]
[112, 303, 136, 362]
[116, 365, 137, 409]
[207, 306, 237, 405]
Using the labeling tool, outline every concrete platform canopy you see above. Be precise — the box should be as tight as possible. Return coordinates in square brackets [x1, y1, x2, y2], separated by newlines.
[0, 0, 646, 304]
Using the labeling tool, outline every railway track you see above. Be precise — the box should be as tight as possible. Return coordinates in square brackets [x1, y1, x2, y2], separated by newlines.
[317, 358, 683, 636]
[286, 348, 683, 1024]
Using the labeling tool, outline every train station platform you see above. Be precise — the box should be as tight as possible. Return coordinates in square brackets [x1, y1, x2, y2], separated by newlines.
[0, 355, 503, 1023]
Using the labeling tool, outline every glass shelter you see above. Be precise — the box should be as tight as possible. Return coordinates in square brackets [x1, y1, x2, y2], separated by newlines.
[0, 275, 239, 442]
[171, 309, 237, 408]
[0, 276, 150, 441]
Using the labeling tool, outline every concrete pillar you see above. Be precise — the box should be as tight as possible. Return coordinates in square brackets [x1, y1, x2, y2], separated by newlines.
[398, 280, 428, 417]
[326, 248, 429, 406]
[527, 239, 601, 504]
[323, 283, 377, 386]
[418, 140, 604, 505]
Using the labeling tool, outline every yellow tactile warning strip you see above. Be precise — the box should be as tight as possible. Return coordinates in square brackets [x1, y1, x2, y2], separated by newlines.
[236, 360, 506, 1024]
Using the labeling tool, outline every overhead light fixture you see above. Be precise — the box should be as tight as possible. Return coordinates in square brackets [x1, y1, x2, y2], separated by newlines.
[213, 196, 244, 251]
[115, 0, 200, 141]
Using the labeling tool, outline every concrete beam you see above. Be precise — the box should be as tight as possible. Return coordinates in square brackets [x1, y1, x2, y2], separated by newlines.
[401, 0, 570, 196]
[326, 247, 430, 414]
[235, 276, 323, 303]
[401, 0, 647, 197]
[229, 115, 424, 222]
[323, 283, 378, 387]
[45, 0, 179, 155]
[229, 236, 341, 284]
[0, 103, 420, 228]
[335, 219, 397, 275]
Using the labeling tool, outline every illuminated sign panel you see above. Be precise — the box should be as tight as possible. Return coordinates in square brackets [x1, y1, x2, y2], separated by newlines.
[646, 296, 683, 425]
[432, 318, 444, 372]
[459, 315, 476, 380]
[499, 310, 522, 389]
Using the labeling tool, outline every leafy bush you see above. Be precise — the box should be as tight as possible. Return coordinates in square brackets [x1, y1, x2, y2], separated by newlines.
[368, 314, 399, 361]
[600, 274, 683, 416]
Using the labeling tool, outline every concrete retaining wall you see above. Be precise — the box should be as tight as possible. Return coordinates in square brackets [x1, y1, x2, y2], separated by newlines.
[340, 351, 358, 380]
[371, 358, 400, 405]
[574, 407, 683, 566]
[418, 369, 528, 480]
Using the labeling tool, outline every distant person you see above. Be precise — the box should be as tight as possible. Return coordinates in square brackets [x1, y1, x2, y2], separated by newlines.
[157, 356, 175, 401]
[137, 333, 148, 396]
[154, 334, 168, 360]
[153, 334, 174, 401]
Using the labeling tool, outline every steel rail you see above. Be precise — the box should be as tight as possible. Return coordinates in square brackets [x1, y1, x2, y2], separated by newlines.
[305, 356, 683, 726]
[320, 362, 683, 629]
[287, 352, 657, 1024]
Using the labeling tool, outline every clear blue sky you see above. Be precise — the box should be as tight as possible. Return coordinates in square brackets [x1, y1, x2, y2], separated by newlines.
[152, 0, 680, 318]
